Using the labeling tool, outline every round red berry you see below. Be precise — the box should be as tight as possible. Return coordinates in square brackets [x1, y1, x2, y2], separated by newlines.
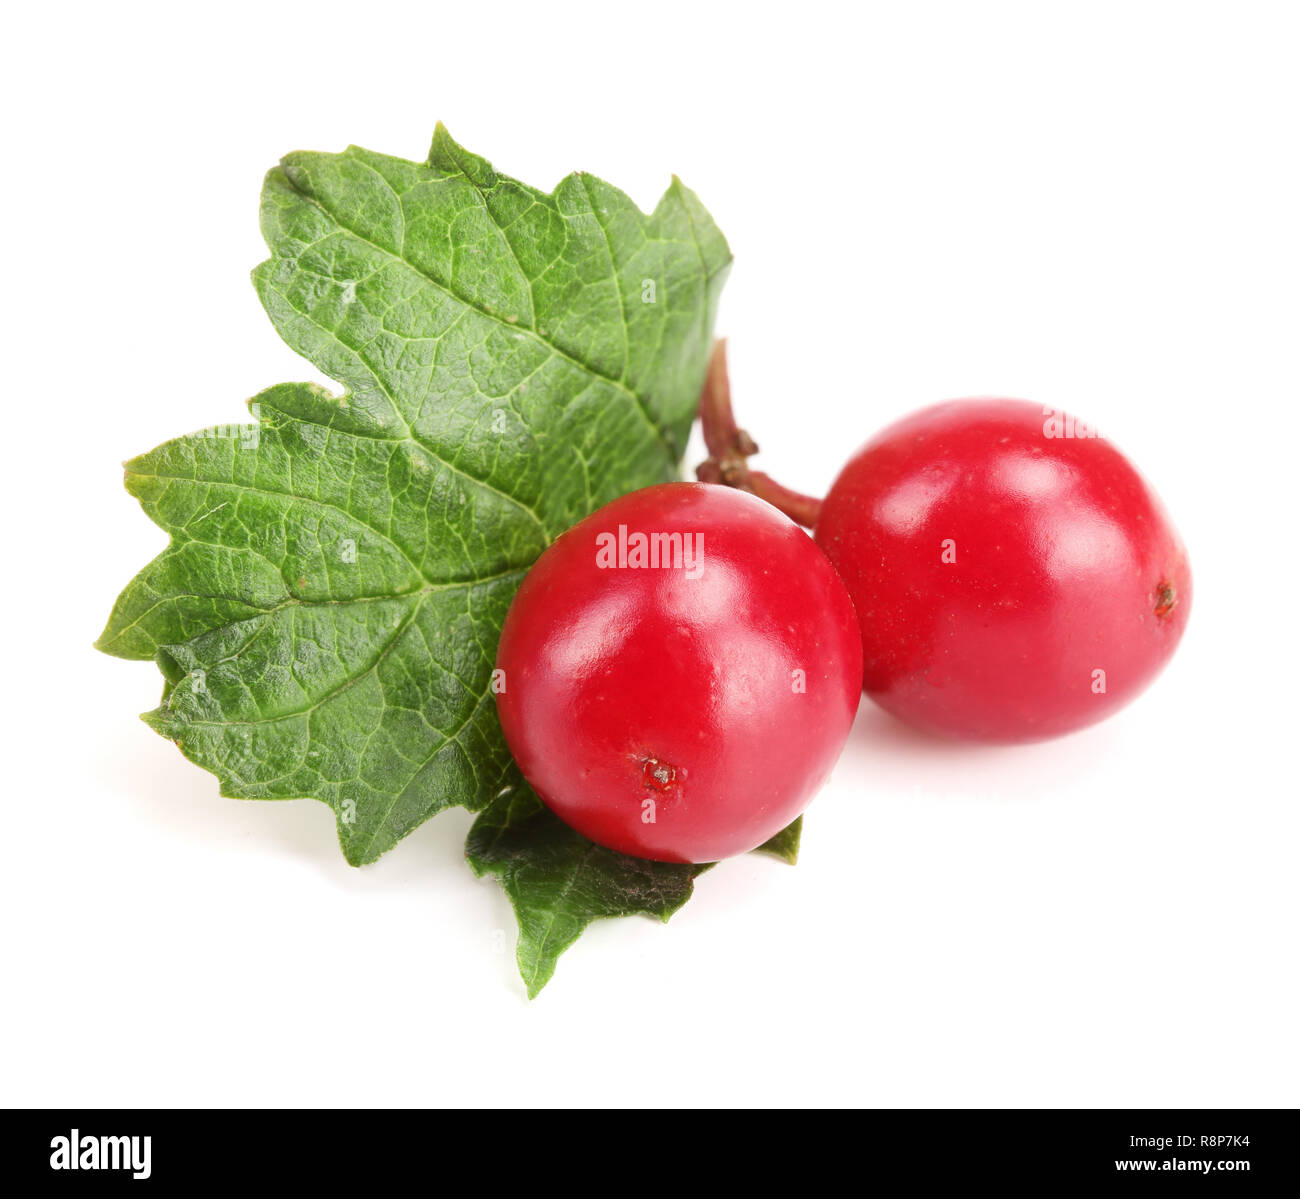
[814, 399, 1191, 742]
[496, 483, 863, 862]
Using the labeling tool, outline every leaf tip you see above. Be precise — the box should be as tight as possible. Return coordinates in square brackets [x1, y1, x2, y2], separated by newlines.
[752, 816, 803, 865]
[427, 121, 457, 166]
[337, 822, 377, 869]
[139, 706, 168, 735]
[520, 955, 555, 1000]
[92, 626, 126, 658]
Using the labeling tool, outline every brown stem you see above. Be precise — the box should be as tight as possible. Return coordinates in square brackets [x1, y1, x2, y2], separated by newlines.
[740, 471, 824, 528]
[699, 339, 740, 460]
[694, 339, 823, 528]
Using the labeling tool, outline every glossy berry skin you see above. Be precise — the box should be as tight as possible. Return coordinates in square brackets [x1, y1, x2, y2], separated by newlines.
[495, 483, 862, 863]
[814, 399, 1191, 743]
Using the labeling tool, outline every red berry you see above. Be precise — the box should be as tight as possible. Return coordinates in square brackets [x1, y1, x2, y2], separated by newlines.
[814, 399, 1191, 743]
[495, 483, 863, 862]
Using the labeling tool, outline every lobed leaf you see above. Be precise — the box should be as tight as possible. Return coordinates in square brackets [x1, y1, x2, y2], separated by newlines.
[99, 126, 730, 866]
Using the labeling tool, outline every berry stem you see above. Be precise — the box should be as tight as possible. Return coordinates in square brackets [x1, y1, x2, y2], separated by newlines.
[694, 340, 824, 529]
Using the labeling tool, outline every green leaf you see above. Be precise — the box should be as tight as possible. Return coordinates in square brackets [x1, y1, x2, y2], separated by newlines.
[97, 125, 730, 865]
[467, 783, 712, 998]
[469, 791, 803, 996]
[753, 816, 803, 864]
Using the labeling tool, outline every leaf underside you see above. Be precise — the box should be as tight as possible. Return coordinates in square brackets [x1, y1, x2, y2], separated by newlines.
[467, 782, 714, 998]
[97, 127, 805, 995]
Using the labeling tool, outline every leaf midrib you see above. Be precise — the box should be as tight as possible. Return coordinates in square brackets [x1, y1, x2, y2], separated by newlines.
[159, 565, 527, 730]
[525, 842, 598, 992]
[130, 461, 541, 589]
[279, 165, 679, 463]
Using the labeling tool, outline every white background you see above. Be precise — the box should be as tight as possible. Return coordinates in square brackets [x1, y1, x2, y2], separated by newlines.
[3, 0, 1297, 1108]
